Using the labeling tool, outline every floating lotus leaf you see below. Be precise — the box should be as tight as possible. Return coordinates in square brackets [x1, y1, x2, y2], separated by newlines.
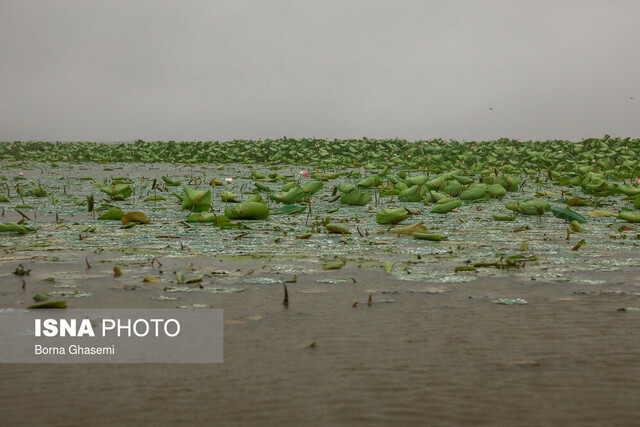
[376, 208, 409, 224]
[27, 187, 47, 197]
[186, 213, 217, 223]
[281, 181, 298, 192]
[389, 221, 428, 235]
[0, 222, 33, 234]
[101, 184, 132, 199]
[485, 184, 507, 198]
[326, 224, 351, 234]
[225, 201, 269, 220]
[566, 197, 588, 207]
[27, 300, 67, 309]
[460, 185, 489, 201]
[98, 207, 125, 220]
[551, 207, 587, 223]
[270, 186, 305, 204]
[499, 176, 521, 192]
[254, 182, 271, 192]
[617, 212, 640, 223]
[337, 183, 354, 193]
[570, 220, 582, 232]
[356, 175, 380, 188]
[340, 188, 372, 206]
[412, 233, 447, 241]
[221, 191, 238, 202]
[506, 199, 551, 215]
[245, 194, 263, 203]
[302, 181, 324, 194]
[430, 200, 462, 214]
[398, 185, 426, 202]
[452, 175, 474, 185]
[442, 181, 463, 197]
[617, 185, 640, 196]
[406, 175, 429, 185]
[492, 214, 516, 221]
[181, 187, 211, 212]
[0, 195, 8, 202]
[425, 191, 449, 203]
[162, 176, 181, 186]
[121, 211, 150, 224]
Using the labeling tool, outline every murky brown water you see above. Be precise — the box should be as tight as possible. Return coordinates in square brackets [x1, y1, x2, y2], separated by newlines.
[2, 259, 640, 426]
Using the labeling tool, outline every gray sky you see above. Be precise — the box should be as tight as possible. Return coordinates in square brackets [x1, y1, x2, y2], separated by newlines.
[1, 0, 639, 142]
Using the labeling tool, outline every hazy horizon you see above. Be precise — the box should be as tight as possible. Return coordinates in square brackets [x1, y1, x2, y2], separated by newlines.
[1, 1, 639, 142]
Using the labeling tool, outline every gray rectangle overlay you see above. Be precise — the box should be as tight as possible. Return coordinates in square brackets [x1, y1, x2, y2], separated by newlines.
[0, 309, 223, 363]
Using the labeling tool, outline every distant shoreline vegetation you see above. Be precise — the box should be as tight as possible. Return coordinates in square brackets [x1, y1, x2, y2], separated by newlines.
[0, 136, 637, 174]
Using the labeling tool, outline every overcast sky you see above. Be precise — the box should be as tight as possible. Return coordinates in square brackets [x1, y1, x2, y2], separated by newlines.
[1, 0, 639, 142]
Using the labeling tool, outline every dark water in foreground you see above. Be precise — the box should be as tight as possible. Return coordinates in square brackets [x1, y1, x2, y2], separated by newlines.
[2, 264, 640, 426]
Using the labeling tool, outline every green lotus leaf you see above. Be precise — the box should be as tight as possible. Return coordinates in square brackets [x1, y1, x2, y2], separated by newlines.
[389, 221, 429, 235]
[162, 176, 181, 186]
[337, 183, 354, 193]
[452, 175, 474, 185]
[406, 175, 429, 185]
[617, 212, 640, 223]
[460, 186, 489, 201]
[442, 181, 463, 197]
[326, 224, 351, 235]
[98, 207, 125, 220]
[221, 191, 239, 202]
[492, 214, 516, 221]
[281, 181, 298, 192]
[551, 207, 587, 224]
[302, 181, 324, 194]
[485, 184, 507, 199]
[340, 188, 372, 206]
[27, 187, 47, 197]
[376, 207, 409, 224]
[566, 197, 588, 207]
[425, 191, 449, 203]
[225, 201, 269, 220]
[398, 185, 425, 202]
[101, 184, 132, 200]
[0, 222, 30, 234]
[412, 233, 447, 241]
[121, 211, 150, 224]
[617, 185, 640, 196]
[186, 213, 217, 223]
[356, 175, 380, 188]
[272, 204, 307, 215]
[430, 200, 462, 214]
[181, 187, 211, 212]
[255, 182, 271, 192]
[270, 186, 305, 204]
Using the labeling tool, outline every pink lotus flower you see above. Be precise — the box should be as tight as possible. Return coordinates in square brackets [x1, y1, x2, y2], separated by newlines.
[19, 172, 25, 177]
[225, 177, 234, 184]
[637, 178, 640, 185]
[299, 171, 309, 178]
